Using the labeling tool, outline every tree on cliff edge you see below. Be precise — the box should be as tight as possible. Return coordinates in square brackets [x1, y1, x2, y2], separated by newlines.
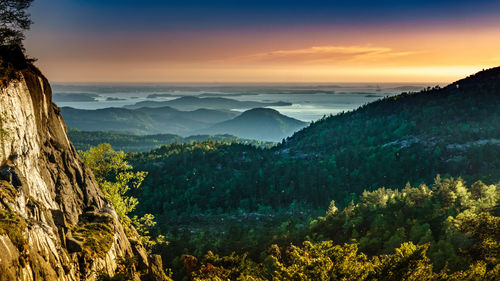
[0, 0, 34, 48]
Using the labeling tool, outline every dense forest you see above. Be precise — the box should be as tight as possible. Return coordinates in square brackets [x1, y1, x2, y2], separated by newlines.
[68, 129, 276, 152]
[78, 67, 500, 280]
[85, 144, 499, 280]
[187, 176, 499, 280]
[130, 67, 500, 216]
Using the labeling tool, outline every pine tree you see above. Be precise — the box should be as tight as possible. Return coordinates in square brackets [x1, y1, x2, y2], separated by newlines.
[0, 0, 34, 48]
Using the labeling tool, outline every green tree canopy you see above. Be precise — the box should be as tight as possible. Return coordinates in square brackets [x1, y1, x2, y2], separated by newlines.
[79, 143, 147, 225]
[79, 143, 166, 253]
[0, 0, 34, 48]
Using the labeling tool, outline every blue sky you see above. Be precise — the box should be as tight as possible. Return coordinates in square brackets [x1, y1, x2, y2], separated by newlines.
[25, 0, 500, 82]
[30, 0, 500, 32]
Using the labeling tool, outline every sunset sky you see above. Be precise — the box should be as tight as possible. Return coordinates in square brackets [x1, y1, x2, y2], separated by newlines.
[26, 0, 500, 83]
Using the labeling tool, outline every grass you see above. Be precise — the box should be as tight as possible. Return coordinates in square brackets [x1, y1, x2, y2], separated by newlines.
[0, 208, 27, 251]
[0, 180, 18, 204]
[71, 211, 115, 258]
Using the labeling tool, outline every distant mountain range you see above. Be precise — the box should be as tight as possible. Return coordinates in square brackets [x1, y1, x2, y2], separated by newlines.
[134, 106, 237, 124]
[123, 96, 292, 110]
[60, 106, 236, 135]
[60, 105, 307, 141]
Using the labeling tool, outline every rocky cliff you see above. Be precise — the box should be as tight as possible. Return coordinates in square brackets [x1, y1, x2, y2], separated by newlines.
[0, 47, 168, 280]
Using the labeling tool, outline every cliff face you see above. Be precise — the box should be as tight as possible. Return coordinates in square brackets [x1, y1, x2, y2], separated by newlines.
[0, 50, 166, 280]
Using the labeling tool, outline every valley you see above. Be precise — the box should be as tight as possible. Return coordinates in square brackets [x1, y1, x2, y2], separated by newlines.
[1, 1, 499, 278]
[65, 66, 500, 279]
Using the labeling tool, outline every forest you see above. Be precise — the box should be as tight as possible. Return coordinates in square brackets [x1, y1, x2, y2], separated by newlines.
[84, 144, 499, 280]
[68, 128, 275, 152]
[1, 1, 498, 280]
[76, 67, 500, 280]
[187, 174, 499, 280]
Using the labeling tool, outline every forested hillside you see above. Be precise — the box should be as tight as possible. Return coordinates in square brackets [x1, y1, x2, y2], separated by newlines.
[68, 128, 275, 152]
[7, 0, 498, 279]
[60, 106, 239, 135]
[131, 67, 500, 216]
[108, 67, 500, 279]
[62, 105, 306, 141]
[188, 177, 499, 280]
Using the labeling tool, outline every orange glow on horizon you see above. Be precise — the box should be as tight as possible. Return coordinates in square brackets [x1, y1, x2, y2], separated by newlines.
[27, 22, 500, 83]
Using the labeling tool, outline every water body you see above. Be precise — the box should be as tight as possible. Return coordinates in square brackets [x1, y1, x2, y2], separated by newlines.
[52, 83, 434, 122]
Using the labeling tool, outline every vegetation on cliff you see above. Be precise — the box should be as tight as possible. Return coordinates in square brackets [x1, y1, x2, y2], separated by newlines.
[80, 143, 167, 254]
[0, 208, 27, 251]
[81, 142, 498, 280]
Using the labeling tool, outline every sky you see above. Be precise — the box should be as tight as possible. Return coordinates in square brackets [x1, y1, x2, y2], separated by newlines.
[25, 0, 500, 83]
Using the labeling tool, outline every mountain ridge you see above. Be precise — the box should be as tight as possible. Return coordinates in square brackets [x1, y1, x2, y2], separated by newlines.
[60, 106, 239, 135]
[59, 105, 306, 141]
[123, 96, 292, 110]
[282, 66, 500, 153]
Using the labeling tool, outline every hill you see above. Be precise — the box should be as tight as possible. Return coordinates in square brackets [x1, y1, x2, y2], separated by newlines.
[60, 106, 158, 134]
[125, 68, 500, 274]
[123, 96, 292, 110]
[60, 106, 240, 135]
[131, 66, 500, 214]
[60, 105, 306, 141]
[284, 67, 500, 154]
[195, 108, 308, 141]
[134, 106, 238, 125]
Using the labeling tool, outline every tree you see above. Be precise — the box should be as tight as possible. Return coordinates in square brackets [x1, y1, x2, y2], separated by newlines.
[79, 143, 146, 225]
[326, 200, 338, 217]
[0, 0, 34, 48]
[131, 213, 166, 254]
[80, 143, 169, 254]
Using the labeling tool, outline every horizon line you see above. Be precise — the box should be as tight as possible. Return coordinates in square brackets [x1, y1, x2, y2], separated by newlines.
[50, 81, 447, 85]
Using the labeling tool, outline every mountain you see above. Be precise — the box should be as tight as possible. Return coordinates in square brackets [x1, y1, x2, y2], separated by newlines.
[134, 106, 238, 125]
[60, 106, 239, 135]
[0, 46, 167, 280]
[195, 108, 308, 141]
[123, 96, 292, 110]
[60, 104, 305, 141]
[284, 66, 500, 155]
[61, 107, 158, 134]
[125, 68, 500, 278]
[129, 66, 500, 238]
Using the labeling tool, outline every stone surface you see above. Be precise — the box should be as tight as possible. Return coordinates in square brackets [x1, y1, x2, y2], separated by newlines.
[0, 54, 168, 280]
[65, 236, 83, 253]
[147, 254, 169, 281]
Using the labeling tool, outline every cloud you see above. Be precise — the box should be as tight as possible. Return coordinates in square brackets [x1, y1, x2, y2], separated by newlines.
[233, 45, 415, 65]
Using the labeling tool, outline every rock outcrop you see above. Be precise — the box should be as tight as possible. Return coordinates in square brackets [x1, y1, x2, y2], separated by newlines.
[0, 46, 168, 280]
